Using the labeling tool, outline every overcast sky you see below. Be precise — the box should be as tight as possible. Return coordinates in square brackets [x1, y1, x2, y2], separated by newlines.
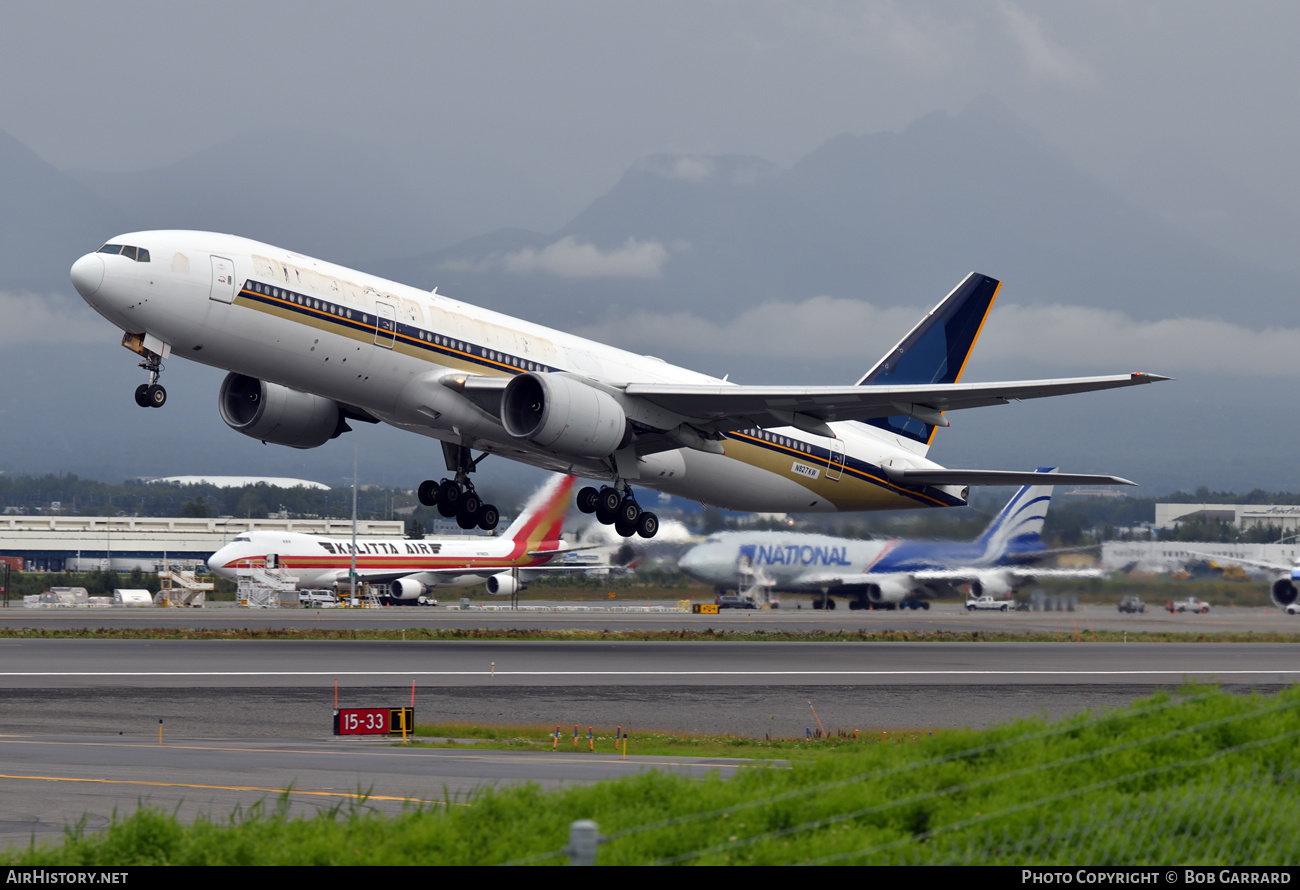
[6, 1, 1299, 215]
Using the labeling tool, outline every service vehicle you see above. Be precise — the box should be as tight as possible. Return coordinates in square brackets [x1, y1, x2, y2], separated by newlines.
[716, 594, 758, 610]
[1167, 597, 1210, 614]
[299, 589, 339, 608]
[965, 594, 1010, 611]
[1118, 595, 1146, 613]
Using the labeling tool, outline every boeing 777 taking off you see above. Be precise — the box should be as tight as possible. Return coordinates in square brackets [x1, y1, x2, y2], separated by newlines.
[70, 232, 1167, 538]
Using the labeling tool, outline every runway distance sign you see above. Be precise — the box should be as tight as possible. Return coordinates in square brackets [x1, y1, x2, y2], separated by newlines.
[334, 707, 415, 735]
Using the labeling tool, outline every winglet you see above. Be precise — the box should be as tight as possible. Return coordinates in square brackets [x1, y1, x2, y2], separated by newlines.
[857, 272, 1000, 449]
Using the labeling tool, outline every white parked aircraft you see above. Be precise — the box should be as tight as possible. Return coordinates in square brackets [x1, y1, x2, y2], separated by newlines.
[207, 474, 577, 599]
[71, 232, 1166, 539]
[678, 470, 1101, 609]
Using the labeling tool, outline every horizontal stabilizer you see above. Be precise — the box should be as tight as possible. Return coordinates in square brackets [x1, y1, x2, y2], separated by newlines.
[883, 468, 1136, 487]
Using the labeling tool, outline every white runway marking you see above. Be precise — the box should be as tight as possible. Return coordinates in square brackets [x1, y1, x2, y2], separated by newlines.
[1, 670, 1297, 678]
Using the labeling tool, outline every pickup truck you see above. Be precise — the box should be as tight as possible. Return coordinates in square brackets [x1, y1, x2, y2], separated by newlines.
[965, 595, 1010, 611]
[1167, 597, 1210, 614]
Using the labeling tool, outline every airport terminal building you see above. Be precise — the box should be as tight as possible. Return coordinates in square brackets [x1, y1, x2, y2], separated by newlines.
[0, 515, 406, 572]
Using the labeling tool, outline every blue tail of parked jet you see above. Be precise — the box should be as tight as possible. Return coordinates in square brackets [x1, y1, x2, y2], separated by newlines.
[973, 468, 1057, 562]
[855, 272, 1000, 453]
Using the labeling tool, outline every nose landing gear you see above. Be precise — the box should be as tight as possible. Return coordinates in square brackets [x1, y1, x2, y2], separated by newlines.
[133, 354, 166, 408]
[577, 484, 658, 539]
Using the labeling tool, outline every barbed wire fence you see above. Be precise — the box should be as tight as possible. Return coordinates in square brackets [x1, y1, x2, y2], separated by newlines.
[507, 689, 1300, 866]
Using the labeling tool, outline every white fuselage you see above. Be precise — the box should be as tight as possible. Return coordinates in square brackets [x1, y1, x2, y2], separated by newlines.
[208, 529, 562, 590]
[71, 231, 963, 513]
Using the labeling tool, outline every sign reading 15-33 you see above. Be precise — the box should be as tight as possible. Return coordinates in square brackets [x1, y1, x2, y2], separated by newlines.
[333, 707, 415, 735]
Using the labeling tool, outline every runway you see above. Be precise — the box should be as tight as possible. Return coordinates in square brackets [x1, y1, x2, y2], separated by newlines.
[0, 630, 1294, 847]
[0, 601, 1293, 634]
[0, 732, 754, 843]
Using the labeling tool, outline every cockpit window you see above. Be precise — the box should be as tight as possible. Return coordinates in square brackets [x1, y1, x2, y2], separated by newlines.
[233, 534, 251, 542]
[97, 244, 150, 262]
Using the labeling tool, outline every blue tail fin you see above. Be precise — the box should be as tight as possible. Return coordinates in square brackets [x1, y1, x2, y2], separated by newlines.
[975, 468, 1056, 561]
[857, 272, 1000, 450]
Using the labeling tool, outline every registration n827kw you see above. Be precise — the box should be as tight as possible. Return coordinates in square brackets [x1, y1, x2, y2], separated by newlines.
[70, 232, 1167, 537]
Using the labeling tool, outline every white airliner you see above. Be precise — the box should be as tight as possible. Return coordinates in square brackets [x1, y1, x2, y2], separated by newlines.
[71, 231, 1167, 539]
[207, 474, 576, 599]
[678, 470, 1101, 609]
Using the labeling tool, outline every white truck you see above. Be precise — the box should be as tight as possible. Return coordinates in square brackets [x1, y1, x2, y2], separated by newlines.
[965, 595, 1010, 611]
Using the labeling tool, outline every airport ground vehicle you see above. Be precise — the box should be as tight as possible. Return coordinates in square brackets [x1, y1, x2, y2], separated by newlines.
[1168, 597, 1210, 614]
[1118, 595, 1146, 613]
[1286, 602, 1300, 615]
[716, 594, 758, 610]
[299, 589, 338, 608]
[966, 595, 1010, 611]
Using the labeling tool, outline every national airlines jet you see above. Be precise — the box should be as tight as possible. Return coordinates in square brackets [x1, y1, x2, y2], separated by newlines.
[71, 232, 1167, 538]
[678, 469, 1096, 609]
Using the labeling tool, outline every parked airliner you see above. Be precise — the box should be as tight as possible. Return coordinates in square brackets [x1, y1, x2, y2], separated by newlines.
[71, 232, 1167, 538]
[678, 470, 1100, 609]
[207, 474, 576, 599]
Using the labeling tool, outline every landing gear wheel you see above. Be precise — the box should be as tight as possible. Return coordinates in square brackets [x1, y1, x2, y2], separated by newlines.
[849, 599, 862, 611]
[417, 479, 439, 507]
[595, 501, 618, 525]
[812, 597, 824, 610]
[461, 492, 482, 517]
[145, 384, 166, 408]
[921, 601, 930, 610]
[477, 504, 500, 532]
[826, 597, 836, 610]
[134, 384, 150, 408]
[598, 487, 621, 514]
[635, 511, 658, 539]
[456, 510, 479, 530]
[617, 497, 641, 526]
[577, 487, 600, 514]
[437, 479, 461, 517]
[614, 515, 637, 537]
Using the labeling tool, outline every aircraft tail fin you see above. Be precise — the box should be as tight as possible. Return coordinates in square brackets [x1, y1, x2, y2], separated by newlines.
[504, 474, 576, 555]
[856, 272, 1000, 454]
[975, 467, 1056, 561]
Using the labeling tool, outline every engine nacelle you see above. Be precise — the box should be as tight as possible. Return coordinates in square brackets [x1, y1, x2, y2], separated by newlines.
[1271, 578, 1298, 609]
[486, 573, 523, 596]
[862, 576, 912, 603]
[219, 373, 346, 449]
[391, 577, 429, 601]
[970, 573, 1014, 598]
[500, 372, 631, 457]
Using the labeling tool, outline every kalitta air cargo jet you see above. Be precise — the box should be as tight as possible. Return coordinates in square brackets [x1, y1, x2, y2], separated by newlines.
[71, 232, 1167, 538]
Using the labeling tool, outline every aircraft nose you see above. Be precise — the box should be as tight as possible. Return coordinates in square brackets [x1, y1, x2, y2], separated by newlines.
[70, 253, 105, 298]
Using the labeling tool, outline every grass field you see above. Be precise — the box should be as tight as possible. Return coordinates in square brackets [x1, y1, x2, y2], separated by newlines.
[6, 684, 1297, 865]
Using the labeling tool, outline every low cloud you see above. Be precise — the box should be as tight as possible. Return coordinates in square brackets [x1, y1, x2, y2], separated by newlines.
[0, 290, 107, 347]
[578, 297, 1300, 378]
[443, 237, 673, 280]
[998, 1, 1095, 86]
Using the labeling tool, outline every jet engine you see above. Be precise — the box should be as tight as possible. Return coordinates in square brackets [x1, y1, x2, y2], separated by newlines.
[500, 372, 632, 457]
[1271, 578, 1298, 609]
[861, 576, 912, 604]
[218, 373, 348, 449]
[969, 573, 1014, 598]
[486, 573, 523, 596]
[390, 577, 430, 602]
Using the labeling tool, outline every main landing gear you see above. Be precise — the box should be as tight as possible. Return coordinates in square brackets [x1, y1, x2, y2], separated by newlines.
[133, 354, 166, 408]
[417, 445, 500, 532]
[576, 484, 659, 539]
[418, 476, 500, 532]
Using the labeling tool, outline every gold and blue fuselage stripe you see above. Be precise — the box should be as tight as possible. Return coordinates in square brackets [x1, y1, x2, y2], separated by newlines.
[236, 279, 961, 509]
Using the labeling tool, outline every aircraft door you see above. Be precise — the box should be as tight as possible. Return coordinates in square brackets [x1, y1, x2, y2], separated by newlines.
[210, 256, 236, 303]
[827, 439, 845, 481]
[374, 301, 396, 349]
